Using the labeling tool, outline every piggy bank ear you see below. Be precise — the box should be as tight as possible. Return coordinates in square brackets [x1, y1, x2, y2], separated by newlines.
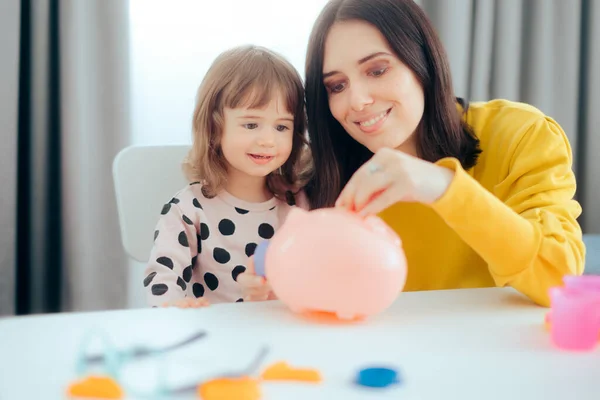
[364, 215, 401, 247]
[283, 206, 308, 225]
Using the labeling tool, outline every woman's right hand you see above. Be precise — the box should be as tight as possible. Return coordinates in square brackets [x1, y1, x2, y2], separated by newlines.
[237, 256, 275, 301]
[335, 147, 454, 216]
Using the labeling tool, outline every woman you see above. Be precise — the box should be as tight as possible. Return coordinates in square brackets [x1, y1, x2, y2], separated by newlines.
[303, 0, 585, 306]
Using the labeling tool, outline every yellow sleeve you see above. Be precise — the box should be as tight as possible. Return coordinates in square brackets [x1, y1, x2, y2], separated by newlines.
[430, 116, 585, 306]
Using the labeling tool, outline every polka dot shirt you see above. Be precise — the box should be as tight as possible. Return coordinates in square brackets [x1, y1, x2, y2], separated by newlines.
[143, 182, 305, 306]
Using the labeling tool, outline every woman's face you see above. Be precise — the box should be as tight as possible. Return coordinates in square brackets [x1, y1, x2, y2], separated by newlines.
[322, 20, 425, 155]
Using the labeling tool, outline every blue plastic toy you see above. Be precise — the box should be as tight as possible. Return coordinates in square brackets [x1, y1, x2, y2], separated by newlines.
[355, 367, 401, 388]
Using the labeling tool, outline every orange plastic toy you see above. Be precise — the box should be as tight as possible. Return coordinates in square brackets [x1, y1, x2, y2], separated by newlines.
[66, 375, 123, 399]
[261, 361, 322, 383]
[198, 376, 261, 400]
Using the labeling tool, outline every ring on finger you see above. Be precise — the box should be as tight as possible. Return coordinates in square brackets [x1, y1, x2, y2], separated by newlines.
[367, 162, 383, 175]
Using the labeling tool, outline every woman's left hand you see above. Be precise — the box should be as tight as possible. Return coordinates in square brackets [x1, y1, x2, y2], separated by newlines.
[335, 148, 455, 216]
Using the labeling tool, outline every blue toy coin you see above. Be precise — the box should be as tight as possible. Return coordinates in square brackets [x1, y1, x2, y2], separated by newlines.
[355, 367, 400, 388]
[253, 240, 270, 277]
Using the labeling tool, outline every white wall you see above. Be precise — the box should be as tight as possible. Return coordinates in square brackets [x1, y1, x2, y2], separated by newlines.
[129, 0, 328, 146]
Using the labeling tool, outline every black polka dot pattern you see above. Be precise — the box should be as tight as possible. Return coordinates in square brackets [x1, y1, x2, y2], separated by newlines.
[143, 272, 157, 287]
[177, 277, 187, 291]
[182, 265, 193, 282]
[193, 283, 205, 297]
[218, 219, 235, 235]
[231, 265, 246, 281]
[258, 223, 274, 239]
[153, 189, 287, 302]
[245, 243, 257, 257]
[151, 284, 168, 296]
[178, 231, 189, 247]
[204, 272, 219, 291]
[157, 257, 174, 269]
[213, 247, 231, 264]
[200, 223, 210, 240]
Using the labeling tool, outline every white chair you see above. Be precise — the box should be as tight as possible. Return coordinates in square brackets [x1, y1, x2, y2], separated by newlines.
[113, 144, 191, 262]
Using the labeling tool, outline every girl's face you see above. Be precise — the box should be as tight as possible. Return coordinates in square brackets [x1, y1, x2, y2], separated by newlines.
[322, 20, 425, 155]
[220, 91, 294, 181]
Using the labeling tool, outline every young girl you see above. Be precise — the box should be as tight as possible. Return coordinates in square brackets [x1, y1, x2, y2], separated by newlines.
[143, 45, 311, 308]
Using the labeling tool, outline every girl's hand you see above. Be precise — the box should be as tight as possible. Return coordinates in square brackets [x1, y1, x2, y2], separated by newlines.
[335, 148, 455, 216]
[161, 297, 210, 308]
[237, 256, 277, 301]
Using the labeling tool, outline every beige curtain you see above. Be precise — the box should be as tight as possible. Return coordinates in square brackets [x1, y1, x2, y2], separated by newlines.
[2, 0, 130, 315]
[60, 0, 131, 311]
[0, 0, 20, 316]
[1, 0, 130, 316]
[417, 0, 600, 233]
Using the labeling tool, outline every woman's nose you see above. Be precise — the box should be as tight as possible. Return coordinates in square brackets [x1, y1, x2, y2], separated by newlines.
[348, 81, 373, 111]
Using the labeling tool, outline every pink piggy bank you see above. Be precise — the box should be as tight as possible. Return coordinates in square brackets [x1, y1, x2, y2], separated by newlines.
[253, 207, 408, 320]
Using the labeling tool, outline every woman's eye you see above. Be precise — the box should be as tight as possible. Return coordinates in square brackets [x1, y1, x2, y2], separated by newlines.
[276, 125, 290, 132]
[243, 123, 258, 129]
[328, 82, 346, 93]
[370, 67, 388, 77]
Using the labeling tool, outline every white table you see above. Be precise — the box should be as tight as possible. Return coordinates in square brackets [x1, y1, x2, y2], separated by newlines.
[0, 287, 598, 400]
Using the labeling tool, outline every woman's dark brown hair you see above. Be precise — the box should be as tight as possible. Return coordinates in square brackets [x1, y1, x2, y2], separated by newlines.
[304, 0, 481, 209]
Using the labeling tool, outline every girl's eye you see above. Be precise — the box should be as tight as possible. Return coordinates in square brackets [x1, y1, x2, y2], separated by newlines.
[243, 123, 258, 129]
[276, 125, 290, 132]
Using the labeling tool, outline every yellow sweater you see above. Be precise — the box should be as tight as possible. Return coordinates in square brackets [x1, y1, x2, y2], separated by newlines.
[379, 99, 585, 307]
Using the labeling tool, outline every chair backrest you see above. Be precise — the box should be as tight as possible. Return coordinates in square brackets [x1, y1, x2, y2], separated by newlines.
[113, 144, 191, 262]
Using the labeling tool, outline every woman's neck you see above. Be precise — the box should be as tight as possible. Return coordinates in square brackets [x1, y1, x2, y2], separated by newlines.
[396, 132, 418, 157]
[224, 168, 272, 203]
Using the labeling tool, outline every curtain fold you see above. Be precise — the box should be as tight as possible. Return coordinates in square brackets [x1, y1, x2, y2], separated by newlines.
[60, 0, 131, 312]
[16, 0, 63, 314]
[579, 0, 600, 233]
[0, 0, 20, 316]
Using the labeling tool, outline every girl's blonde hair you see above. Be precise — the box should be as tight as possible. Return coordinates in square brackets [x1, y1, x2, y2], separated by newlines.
[183, 45, 312, 203]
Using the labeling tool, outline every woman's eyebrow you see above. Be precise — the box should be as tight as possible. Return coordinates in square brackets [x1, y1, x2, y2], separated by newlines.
[323, 51, 392, 79]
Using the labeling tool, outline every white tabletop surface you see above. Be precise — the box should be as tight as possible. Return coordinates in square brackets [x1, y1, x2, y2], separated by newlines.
[0, 287, 598, 400]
